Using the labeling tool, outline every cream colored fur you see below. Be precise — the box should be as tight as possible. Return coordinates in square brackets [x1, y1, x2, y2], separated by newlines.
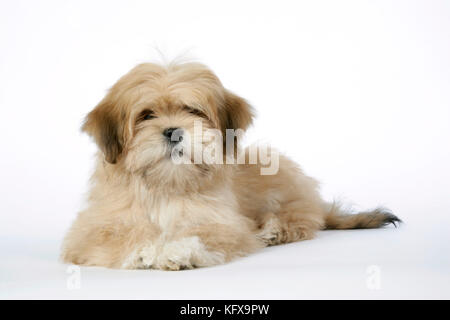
[61, 62, 400, 270]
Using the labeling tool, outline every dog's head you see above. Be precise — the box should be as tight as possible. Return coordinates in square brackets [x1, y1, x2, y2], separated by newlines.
[82, 63, 253, 185]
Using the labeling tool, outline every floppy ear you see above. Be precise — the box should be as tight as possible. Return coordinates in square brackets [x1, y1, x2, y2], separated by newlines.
[82, 99, 125, 164]
[219, 89, 254, 134]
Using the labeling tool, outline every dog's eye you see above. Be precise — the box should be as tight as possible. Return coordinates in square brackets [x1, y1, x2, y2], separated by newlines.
[183, 106, 208, 119]
[144, 113, 155, 120]
[137, 110, 156, 122]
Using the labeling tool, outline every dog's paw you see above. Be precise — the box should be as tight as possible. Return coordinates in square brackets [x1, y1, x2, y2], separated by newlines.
[257, 215, 283, 246]
[122, 237, 224, 271]
[154, 237, 225, 271]
[152, 239, 197, 271]
[121, 244, 156, 269]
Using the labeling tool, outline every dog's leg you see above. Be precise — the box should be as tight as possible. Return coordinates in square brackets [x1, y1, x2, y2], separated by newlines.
[125, 222, 263, 271]
[257, 201, 325, 246]
[171, 223, 264, 268]
[61, 216, 161, 269]
[128, 236, 226, 271]
[256, 212, 284, 245]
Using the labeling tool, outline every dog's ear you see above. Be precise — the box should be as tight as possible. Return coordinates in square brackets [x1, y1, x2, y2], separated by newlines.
[82, 99, 125, 164]
[219, 90, 254, 134]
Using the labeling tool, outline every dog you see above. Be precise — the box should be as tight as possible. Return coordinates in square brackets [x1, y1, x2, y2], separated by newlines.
[61, 62, 401, 270]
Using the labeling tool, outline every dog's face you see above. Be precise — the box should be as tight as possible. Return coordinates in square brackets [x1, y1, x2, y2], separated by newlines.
[82, 63, 253, 186]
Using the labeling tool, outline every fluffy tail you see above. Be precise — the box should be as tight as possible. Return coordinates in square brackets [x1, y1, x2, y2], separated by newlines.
[324, 203, 401, 230]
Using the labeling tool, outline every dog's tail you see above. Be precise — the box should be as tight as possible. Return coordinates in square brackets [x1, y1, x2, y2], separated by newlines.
[324, 202, 401, 230]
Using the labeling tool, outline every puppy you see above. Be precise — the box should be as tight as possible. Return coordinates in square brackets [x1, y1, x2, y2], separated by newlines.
[61, 62, 400, 270]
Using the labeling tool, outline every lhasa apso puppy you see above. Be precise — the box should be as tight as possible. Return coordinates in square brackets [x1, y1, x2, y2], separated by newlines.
[61, 62, 400, 270]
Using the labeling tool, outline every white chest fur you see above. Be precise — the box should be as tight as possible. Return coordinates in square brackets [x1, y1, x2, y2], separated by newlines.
[146, 196, 183, 231]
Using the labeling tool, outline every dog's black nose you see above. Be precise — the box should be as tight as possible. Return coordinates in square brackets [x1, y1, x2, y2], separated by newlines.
[163, 127, 183, 143]
[163, 127, 178, 139]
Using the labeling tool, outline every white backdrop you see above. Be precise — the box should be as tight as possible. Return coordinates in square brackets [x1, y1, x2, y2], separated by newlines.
[1, 0, 449, 299]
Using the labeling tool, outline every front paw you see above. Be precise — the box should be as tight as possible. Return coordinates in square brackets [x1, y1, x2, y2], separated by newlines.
[123, 237, 224, 271]
[155, 237, 225, 271]
[150, 239, 195, 271]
